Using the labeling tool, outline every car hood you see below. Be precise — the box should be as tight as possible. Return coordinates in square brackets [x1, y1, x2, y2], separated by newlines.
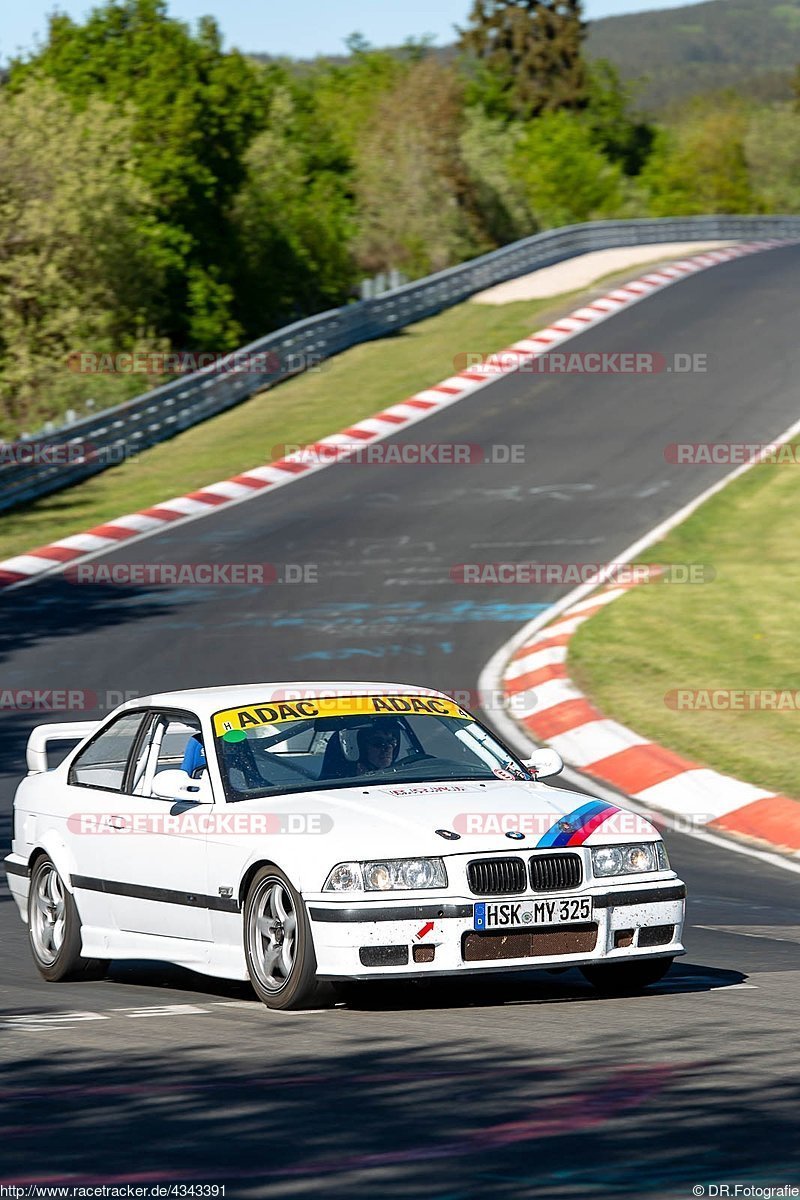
[230, 777, 658, 862]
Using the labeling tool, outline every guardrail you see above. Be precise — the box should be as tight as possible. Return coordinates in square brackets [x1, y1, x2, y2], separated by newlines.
[2, 214, 800, 513]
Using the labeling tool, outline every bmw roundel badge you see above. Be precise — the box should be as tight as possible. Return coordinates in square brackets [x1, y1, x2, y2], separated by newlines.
[505, 830, 525, 840]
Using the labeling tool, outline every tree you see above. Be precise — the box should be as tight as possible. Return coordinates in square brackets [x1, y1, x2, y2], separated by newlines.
[511, 109, 624, 228]
[10, 0, 270, 348]
[641, 103, 757, 217]
[745, 105, 800, 214]
[0, 77, 169, 435]
[353, 59, 490, 277]
[584, 60, 654, 176]
[459, 0, 587, 120]
[309, 42, 407, 162]
[232, 89, 357, 330]
[460, 108, 537, 243]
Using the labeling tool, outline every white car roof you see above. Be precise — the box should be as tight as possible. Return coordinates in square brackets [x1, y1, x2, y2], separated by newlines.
[119, 681, 454, 719]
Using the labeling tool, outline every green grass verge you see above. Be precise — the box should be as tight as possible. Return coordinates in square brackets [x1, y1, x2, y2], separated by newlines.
[0, 249, 701, 562]
[569, 445, 800, 799]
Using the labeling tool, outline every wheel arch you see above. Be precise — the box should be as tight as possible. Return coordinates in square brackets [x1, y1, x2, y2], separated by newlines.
[29, 834, 78, 895]
[238, 858, 288, 910]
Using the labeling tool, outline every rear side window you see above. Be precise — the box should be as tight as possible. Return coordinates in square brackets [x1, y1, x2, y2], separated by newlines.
[68, 712, 146, 792]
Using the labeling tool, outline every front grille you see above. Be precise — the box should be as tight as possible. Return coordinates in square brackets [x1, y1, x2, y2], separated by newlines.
[529, 852, 582, 892]
[462, 924, 598, 962]
[467, 857, 526, 896]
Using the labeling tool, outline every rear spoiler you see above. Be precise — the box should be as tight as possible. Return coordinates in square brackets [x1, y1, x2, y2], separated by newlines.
[26, 722, 100, 774]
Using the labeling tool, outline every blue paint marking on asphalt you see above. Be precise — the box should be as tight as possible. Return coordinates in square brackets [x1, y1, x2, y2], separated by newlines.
[144, 602, 550, 634]
[295, 642, 456, 661]
[270, 602, 550, 628]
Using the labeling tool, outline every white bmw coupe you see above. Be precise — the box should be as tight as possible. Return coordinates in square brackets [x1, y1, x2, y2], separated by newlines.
[5, 682, 686, 1009]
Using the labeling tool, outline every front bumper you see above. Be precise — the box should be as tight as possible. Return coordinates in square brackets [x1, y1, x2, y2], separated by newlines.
[307, 880, 686, 979]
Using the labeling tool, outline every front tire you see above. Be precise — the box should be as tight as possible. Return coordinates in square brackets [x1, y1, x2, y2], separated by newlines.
[581, 957, 673, 995]
[28, 856, 106, 982]
[243, 866, 323, 1010]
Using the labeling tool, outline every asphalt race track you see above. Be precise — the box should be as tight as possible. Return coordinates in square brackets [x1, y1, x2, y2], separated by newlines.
[1, 246, 799, 1198]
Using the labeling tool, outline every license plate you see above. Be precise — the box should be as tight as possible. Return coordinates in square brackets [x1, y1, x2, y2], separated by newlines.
[474, 897, 592, 930]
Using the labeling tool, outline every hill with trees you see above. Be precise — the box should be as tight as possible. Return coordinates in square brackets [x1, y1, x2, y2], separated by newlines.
[587, 0, 800, 111]
[0, 0, 798, 440]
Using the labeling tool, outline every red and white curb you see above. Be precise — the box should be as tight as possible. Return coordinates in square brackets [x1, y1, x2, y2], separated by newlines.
[0, 240, 787, 591]
[501, 580, 800, 859]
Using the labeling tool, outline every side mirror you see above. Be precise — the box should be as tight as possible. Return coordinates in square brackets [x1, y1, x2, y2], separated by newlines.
[525, 748, 564, 780]
[152, 769, 214, 804]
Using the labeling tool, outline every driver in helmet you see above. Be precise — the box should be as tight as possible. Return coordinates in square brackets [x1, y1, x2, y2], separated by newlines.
[355, 721, 402, 775]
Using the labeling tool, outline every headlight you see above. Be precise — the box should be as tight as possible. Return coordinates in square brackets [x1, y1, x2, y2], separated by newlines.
[592, 846, 623, 876]
[592, 841, 666, 877]
[324, 862, 364, 892]
[324, 857, 447, 892]
[391, 859, 445, 890]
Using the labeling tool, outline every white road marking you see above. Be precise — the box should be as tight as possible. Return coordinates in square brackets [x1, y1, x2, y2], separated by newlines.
[211, 1002, 339, 1015]
[0, 972, 758, 1036]
[711, 984, 759, 990]
[694, 924, 800, 945]
[110, 1003, 211, 1017]
[275, 1008, 337, 1015]
[0, 1010, 111, 1029]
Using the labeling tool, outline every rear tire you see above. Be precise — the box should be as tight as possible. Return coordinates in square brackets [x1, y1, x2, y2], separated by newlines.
[581, 957, 673, 995]
[28, 856, 107, 982]
[243, 866, 325, 1010]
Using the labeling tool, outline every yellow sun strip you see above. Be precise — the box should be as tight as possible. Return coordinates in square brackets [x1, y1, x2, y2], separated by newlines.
[212, 694, 470, 736]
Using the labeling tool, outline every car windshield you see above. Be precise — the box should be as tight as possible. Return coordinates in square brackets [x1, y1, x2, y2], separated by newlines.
[210, 694, 531, 801]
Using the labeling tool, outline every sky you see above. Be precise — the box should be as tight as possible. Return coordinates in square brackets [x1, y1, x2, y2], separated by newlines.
[0, 0, 715, 63]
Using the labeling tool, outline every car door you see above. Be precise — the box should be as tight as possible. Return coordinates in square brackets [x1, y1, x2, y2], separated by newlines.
[64, 707, 213, 943]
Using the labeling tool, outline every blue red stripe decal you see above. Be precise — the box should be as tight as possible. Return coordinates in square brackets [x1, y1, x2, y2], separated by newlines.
[537, 800, 619, 848]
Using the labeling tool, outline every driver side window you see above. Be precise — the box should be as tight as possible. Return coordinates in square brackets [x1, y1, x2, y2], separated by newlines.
[130, 711, 204, 798]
